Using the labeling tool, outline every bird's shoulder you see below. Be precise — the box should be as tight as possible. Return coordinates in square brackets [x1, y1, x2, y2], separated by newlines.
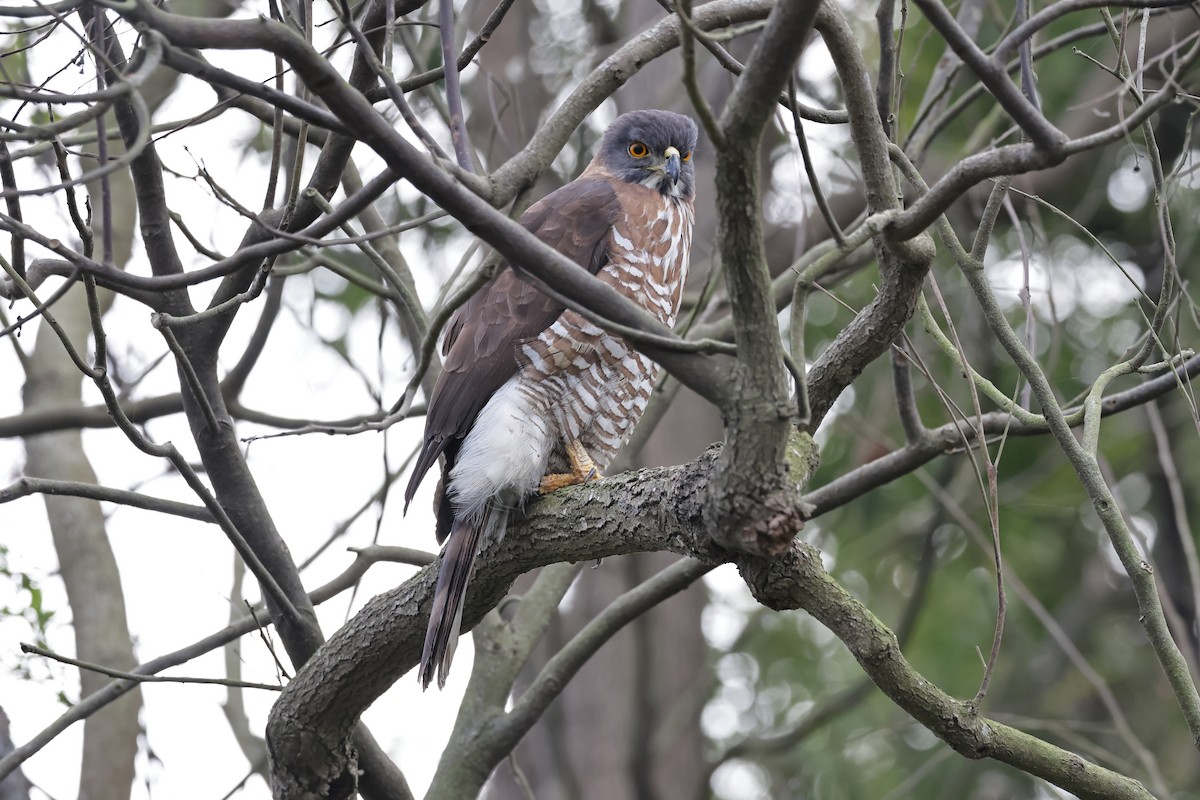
[406, 174, 630, 508]
[439, 176, 624, 360]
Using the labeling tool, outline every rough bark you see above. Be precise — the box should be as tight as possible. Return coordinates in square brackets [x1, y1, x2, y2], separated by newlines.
[705, 0, 823, 557]
[267, 431, 1154, 800]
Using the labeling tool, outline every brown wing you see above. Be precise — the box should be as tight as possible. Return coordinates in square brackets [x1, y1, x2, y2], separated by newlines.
[404, 178, 621, 525]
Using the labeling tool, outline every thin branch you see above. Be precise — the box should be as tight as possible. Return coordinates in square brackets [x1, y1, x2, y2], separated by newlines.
[911, 0, 1066, 151]
[439, 0, 474, 171]
[803, 353, 1200, 516]
[891, 345, 926, 444]
[21, 644, 281, 691]
[0, 140, 24, 277]
[788, 76, 844, 246]
[152, 317, 220, 432]
[677, 0, 724, 147]
[0, 0, 81, 18]
[0, 477, 213, 522]
[789, 276, 812, 429]
[876, 0, 898, 139]
[158, 46, 351, 135]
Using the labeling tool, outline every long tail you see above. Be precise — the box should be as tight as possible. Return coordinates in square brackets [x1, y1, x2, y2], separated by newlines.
[419, 502, 509, 689]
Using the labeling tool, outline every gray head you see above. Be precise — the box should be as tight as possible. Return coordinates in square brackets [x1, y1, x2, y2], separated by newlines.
[596, 110, 698, 200]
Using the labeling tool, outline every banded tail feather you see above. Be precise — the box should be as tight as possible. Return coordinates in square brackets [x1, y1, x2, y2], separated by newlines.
[419, 502, 509, 689]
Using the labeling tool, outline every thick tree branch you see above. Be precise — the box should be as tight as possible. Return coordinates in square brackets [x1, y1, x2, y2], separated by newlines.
[803, 4, 936, 431]
[701, 0, 821, 555]
[268, 441, 1155, 800]
[742, 540, 1156, 800]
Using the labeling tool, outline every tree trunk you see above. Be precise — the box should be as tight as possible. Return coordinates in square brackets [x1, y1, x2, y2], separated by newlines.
[0, 708, 31, 800]
[23, 291, 142, 800]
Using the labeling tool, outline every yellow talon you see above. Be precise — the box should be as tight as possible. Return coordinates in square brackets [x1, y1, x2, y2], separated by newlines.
[538, 439, 603, 494]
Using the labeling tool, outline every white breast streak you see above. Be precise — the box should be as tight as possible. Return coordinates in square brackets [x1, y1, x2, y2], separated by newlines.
[448, 376, 553, 518]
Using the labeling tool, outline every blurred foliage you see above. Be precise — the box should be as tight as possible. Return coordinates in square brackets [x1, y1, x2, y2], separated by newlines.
[0, 545, 55, 682]
[697, 4, 1200, 800]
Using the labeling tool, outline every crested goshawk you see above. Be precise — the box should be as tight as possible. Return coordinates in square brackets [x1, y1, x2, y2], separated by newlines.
[405, 109, 698, 689]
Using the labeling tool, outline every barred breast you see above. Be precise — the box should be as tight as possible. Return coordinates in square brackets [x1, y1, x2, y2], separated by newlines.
[516, 192, 695, 471]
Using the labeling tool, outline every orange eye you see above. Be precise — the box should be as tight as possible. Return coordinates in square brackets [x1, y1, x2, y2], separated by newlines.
[681, 150, 692, 162]
[628, 142, 649, 158]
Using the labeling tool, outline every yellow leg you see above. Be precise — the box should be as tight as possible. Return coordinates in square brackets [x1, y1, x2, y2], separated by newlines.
[538, 439, 604, 494]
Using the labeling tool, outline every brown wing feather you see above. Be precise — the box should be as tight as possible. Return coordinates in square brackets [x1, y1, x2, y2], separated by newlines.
[404, 178, 621, 524]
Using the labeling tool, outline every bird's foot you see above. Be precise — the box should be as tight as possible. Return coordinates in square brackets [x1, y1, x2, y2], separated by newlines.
[538, 469, 603, 494]
[538, 440, 603, 494]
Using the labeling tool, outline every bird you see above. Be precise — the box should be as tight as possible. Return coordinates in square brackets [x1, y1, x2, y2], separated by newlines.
[404, 109, 698, 689]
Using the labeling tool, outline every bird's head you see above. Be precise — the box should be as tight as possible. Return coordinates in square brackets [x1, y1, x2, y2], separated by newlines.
[597, 110, 698, 200]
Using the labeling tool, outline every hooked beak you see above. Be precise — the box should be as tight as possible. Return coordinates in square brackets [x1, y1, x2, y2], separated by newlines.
[664, 146, 681, 185]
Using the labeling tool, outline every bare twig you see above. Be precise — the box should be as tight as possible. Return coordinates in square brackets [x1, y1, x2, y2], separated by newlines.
[439, 0, 474, 170]
[677, 0, 724, 146]
[0, 477, 213, 522]
[787, 76, 844, 246]
[21, 644, 281, 691]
